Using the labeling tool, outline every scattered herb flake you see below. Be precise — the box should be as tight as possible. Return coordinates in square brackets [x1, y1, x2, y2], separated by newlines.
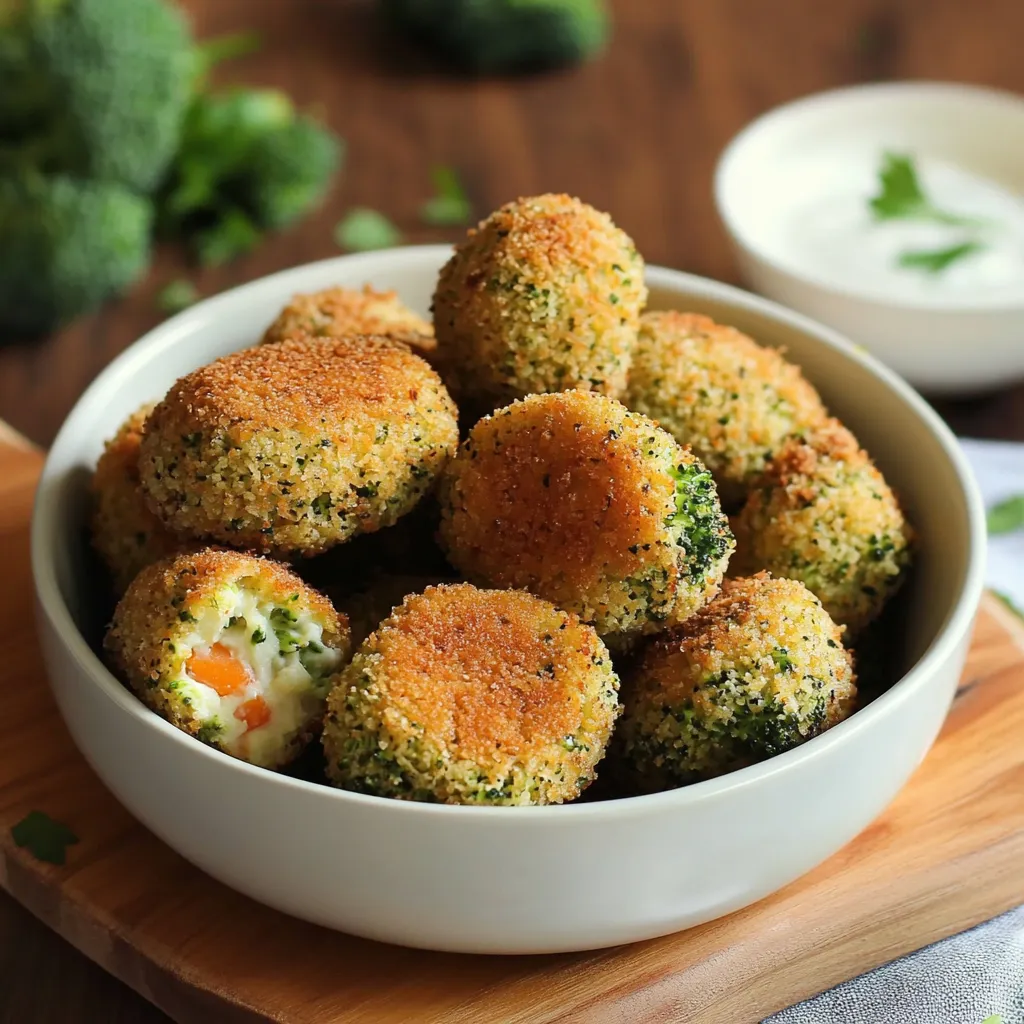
[420, 165, 472, 226]
[334, 208, 401, 252]
[987, 494, 1024, 535]
[11, 811, 79, 866]
[981, 1016, 1005, 1024]
[770, 648, 795, 673]
[897, 241, 985, 275]
[158, 279, 199, 315]
[870, 152, 984, 227]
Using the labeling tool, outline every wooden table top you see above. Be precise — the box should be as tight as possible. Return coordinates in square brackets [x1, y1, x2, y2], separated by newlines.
[3, 1, 1023, 1020]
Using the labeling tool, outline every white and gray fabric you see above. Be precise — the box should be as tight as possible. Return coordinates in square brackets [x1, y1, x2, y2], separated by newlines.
[766, 438, 1024, 1024]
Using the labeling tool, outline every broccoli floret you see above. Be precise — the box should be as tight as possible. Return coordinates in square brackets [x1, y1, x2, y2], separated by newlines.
[0, 173, 152, 336]
[159, 90, 343, 264]
[382, 0, 610, 74]
[0, 0, 193, 193]
[243, 117, 343, 229]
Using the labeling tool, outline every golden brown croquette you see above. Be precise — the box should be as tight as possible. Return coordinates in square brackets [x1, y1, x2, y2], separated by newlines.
[437, 391, 734, 641]
[322, 583, 621, 804]
[432, 193, 646, 408]
[625, 312, 828, 506]
[261, 285, 436, 355]
[617, 573, 856, 788]
[731, 420, 912, 634]
[105, 548, 351, 769]
[90, 403, 192, 592]
[138, 335, 459, 558]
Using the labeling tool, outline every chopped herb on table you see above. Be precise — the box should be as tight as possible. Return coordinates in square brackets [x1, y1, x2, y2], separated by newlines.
[420, 165, 473, 226]
[334, 208, 403, 252]
[987, 494, 1024, 535]
[11, 811, 79, 866]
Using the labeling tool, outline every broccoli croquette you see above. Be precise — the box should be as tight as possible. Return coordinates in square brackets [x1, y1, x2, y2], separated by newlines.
[438, 391, 734, 641]
[322, 583, 621, 804]
[90, 403, 191, 592]
[626, 312, 828, 505]
[618, 573, 856, 788]
[731, 420, 912, 634]
[105, 549, 351, 769]
[261, 285, 435, 355]
[138, 335, 459, 558]
[432, 193, 646, 406]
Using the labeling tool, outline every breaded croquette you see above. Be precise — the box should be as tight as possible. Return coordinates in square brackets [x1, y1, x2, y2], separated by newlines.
[261, 284, 436, 356]
[438, 391, 734, 642]
[322, 583, 621, 804]
[731, 420, 912, 634]
[625, 312, 828, 506]
[138, 335, 459, 559]
[617, 573, 856, 788]
[105, 548, 351, 769]
[433, 194, 646, 408]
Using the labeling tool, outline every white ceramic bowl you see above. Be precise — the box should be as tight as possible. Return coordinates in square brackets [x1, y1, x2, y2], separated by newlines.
[32, 247, 985, 954]
[714, 82, 1024, 395]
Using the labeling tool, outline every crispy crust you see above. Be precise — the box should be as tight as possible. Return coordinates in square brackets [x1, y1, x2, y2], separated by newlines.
[731, 419, 912, 634]
[432, 193, 646, 406]
[105, 548, 351, 766]
[626, 311, 828, 505]
[90, 403, 192, 592]
[138, 334, 459, 557]
[261, 285, 436, 355]
[322, 583, 621, 804]
[619, 573, 856, 787]
[437, 391, 734, 638]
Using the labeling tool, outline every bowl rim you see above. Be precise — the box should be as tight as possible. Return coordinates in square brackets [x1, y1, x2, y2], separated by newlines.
[31, 246, 987, 823]
[713, 79, 1024, 315]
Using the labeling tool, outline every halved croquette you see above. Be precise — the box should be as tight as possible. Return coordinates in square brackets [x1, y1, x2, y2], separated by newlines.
[625, 312, 828, 506]
[432, 193, 647, 407]
[138, 335, 459, 558]
[322, 583, 621, 804]
[731, 420, 912, 634]
[90, 403, 192, 592]
[618, 573, 856, 788]
[105, 549, 351, 769]
[261, 285, 436, 356]
[438, 391, 734, 642]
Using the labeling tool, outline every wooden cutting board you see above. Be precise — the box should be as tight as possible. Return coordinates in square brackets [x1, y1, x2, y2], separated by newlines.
[3, 432, 1024, 1024]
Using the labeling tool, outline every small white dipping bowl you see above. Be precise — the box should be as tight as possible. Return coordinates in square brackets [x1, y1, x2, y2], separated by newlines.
[715, 82, 1024, 395]
[32, 247, 985, 954]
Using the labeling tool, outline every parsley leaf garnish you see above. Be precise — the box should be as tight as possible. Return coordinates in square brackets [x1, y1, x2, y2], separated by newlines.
[981, 1015, 1005, 1024]
[420, 165, 472, 226]
[770, 648, 795, 673]
[334, 208, 402, 252]
[897, 241, 985, 274]
[987, 494, 1024, 535]
[158, 279, 199, 315]
[11, 811, 79, 866]
[870, 152, 983, 226]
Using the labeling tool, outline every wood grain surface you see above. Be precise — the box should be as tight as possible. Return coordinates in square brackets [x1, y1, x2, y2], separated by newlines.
[0, 0, 1023, 450]
[4, 438, 1024, 1024]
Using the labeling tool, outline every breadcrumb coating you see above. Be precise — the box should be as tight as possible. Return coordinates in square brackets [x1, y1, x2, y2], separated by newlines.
[438, 390, 733, 641]
[322, 583, 621, 804]
[618, 573, 856, 788]
[433, 193, 646, 408]
[731, 420, 912, 634]
[90, 403, 192, 592]
[625, 312, 828, 506]
[138, 335, 458, 558]
[261, 285, 435, 355]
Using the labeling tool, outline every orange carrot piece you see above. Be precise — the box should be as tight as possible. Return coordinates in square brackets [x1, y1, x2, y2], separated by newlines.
[234, 695, 272, 731]
[186, 643, 253, 696]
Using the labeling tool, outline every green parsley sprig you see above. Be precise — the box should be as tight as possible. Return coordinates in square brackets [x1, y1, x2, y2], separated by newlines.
[11, 811, 79, 866]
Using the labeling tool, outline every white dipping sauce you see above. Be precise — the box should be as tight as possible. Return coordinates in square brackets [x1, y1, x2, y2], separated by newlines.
[762, 152, 1024, 303]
